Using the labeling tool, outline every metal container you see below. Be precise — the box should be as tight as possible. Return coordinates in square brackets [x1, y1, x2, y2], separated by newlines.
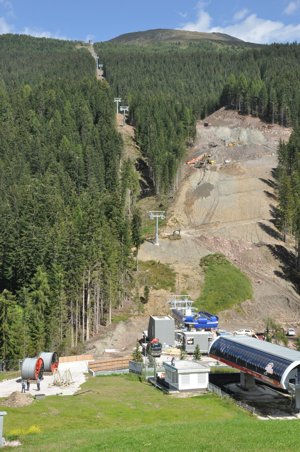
[39, 352, 59, 373]
[182, 331, 214, 353]
[21, 357, 44, 380]
[148, 316, 175, 346]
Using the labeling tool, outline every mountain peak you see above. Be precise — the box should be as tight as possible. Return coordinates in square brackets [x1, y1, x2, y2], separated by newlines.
[107, 28, 246, 45]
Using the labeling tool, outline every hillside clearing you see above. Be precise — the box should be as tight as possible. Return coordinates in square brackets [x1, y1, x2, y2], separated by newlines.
[89, 108, 300, 359]
[138, 108, 300, 332]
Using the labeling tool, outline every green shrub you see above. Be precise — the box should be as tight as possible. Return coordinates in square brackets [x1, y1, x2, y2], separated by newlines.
[132, 342, 143, 362]
[138, 260, 176, 291]
[193, 344, 202, 361]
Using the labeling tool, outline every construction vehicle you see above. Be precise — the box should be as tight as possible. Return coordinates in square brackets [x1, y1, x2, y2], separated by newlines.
[172, 309, 218, 330]
[169, 229, 181, 240]
[169, 295, 218, 330]
[186, 153, 216, 169]
[194, 160, 206, 168]
[186, 153, 210, 166]
[146, 338, 162, 357]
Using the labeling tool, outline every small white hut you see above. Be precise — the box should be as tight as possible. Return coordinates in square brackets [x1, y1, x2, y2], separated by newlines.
[163, 360, 210, 391]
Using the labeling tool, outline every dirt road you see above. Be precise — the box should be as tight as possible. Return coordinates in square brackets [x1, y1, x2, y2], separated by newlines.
[139, 108, 300, 331]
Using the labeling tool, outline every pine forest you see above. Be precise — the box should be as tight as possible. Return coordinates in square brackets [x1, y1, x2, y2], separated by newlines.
[1, 34, 300, 366]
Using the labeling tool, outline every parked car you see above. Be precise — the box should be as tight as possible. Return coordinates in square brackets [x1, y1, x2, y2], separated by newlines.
[286, 327, 296, 337]
[217, 330, 233, 336]
[233, 329, 254, 337]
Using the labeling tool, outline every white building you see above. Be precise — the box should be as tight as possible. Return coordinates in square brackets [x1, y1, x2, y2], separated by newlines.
[163, 360, 210, 391]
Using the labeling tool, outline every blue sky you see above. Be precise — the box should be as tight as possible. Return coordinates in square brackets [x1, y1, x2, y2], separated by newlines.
[0, 0, 300, 43]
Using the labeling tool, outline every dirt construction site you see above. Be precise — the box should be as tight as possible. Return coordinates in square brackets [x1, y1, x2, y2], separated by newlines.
[87, 107, 300, 358]
[2, 109, 298, 406]
[139, 108, 300, 332]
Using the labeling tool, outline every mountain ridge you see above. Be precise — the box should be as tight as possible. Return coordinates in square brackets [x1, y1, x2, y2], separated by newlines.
[107, 28, 252, 46]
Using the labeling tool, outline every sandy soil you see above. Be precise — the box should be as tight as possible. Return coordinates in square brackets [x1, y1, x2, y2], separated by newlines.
[89, 108, 299, 357]
[139, 108, 300, 332]
[0, 361, 90, 398]
[87, 317, 148, 356]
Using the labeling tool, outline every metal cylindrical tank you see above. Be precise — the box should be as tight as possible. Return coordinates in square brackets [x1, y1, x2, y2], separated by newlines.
[39, 352, 59, 372]
[21, 357, 44, 380]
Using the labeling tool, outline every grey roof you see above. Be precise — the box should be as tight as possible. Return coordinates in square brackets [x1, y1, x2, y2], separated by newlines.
[151, 315, 174, 321]
[164, 360, 209, 371]
[220, 336, 300, 362]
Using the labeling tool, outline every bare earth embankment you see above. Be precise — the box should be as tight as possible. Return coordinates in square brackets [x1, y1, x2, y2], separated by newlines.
[139, 108, 300, 332]
[90, 108, 299, 356]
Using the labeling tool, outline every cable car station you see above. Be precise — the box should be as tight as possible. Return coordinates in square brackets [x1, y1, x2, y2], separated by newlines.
[209, 336, 300, 410]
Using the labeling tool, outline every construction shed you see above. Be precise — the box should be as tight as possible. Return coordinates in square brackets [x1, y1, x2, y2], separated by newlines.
[181, 331, 214, 354]
[163, 360, 210, 391]
[148, 315, 175, 346]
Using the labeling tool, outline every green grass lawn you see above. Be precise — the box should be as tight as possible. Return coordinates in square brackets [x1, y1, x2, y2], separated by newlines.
[0, 371, 19, 382]
[196, 254, 253, 313]
[0, 374, 299, 451]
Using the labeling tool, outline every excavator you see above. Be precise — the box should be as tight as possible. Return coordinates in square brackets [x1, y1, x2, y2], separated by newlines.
[187, 153, 215, 168]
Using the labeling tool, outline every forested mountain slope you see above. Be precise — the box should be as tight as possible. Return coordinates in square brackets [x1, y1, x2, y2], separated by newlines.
[96, 40, 300, 194]
[0, 35, 138, 365]
[2, 32, 300, 365]
[0, 34, 94, 84]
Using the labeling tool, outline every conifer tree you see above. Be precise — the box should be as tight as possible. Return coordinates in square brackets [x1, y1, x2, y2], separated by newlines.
[0, 290, 25, 367]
